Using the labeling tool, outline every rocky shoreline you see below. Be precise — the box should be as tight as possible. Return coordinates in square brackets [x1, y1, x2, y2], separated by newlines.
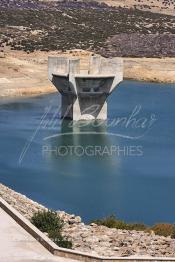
[1, 183, 175, 257]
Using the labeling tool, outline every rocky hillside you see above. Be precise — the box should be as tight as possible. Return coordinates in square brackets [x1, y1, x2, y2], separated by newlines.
[101, 33, 175, 58]
[0, 0, 174, 57]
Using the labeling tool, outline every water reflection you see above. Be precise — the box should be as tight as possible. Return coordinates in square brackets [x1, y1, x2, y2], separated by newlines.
[43, 119, 120, 170]
[41, 119, 121, 217]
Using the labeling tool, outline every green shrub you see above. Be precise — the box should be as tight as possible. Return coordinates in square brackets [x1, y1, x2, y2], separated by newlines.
[92, 215, 148, 231]
[31, 210, 63, 233]
[31, 210, 72, 248]
[48, 230, 72, 249]
[126, 223, 148, 231]
[92, 214, 122, 228]
[92, 215, 128, 229]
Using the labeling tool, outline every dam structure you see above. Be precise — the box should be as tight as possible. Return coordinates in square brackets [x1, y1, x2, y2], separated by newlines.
[48, 56, 123, 120]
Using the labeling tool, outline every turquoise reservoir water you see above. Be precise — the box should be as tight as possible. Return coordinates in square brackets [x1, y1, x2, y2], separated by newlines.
[0, 80, 175, 225]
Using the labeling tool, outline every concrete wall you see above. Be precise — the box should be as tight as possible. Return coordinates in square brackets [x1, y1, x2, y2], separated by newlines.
[1, 197, 175, 262]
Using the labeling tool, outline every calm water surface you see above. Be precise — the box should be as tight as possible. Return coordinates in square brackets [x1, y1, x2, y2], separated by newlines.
[0, 80, 175, 225]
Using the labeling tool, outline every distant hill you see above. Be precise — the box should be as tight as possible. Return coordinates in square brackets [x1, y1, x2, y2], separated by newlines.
[39, 0, 175, 15]
[0, 0, 174, 57]
[96, 0, 174, 15]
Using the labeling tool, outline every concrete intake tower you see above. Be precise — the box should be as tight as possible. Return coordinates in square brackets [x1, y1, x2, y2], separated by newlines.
[48, 56, 123, 120]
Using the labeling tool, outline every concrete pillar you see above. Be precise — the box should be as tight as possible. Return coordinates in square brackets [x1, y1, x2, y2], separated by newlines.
[69, 58, 80, 74]
[89, 55, 101, 75]
[69, 58, 81, 120]
[48, 57, 69, 81]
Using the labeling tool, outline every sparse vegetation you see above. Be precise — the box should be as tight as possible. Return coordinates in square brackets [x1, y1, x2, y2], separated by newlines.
[92, 215, 175, 238]
[151, 223, 175, 238]
[0, 0, 174, 57]
[92, 215, 148, 231]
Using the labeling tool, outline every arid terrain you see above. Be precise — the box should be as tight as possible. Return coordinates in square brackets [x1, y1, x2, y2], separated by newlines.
[98, 0, 174, 15]
[0, 0, 174, 57]
[0, 0, 174, 97]
[0, 50, 175, 98]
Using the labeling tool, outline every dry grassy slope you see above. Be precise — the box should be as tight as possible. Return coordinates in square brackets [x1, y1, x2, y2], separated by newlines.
[42, 0, 174, 15]
[96, 0, 174, 15]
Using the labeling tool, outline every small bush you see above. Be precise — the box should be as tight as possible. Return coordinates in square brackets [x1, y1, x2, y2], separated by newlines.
[31, 210, 63, 233]
[48, 230, 72, 249]
[151, 223, 175, 237]
[92, 215, 124, 228]
[92, 215, 148, 231]
[126, 223, 148, 231]
[31, 210, 72, 248]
